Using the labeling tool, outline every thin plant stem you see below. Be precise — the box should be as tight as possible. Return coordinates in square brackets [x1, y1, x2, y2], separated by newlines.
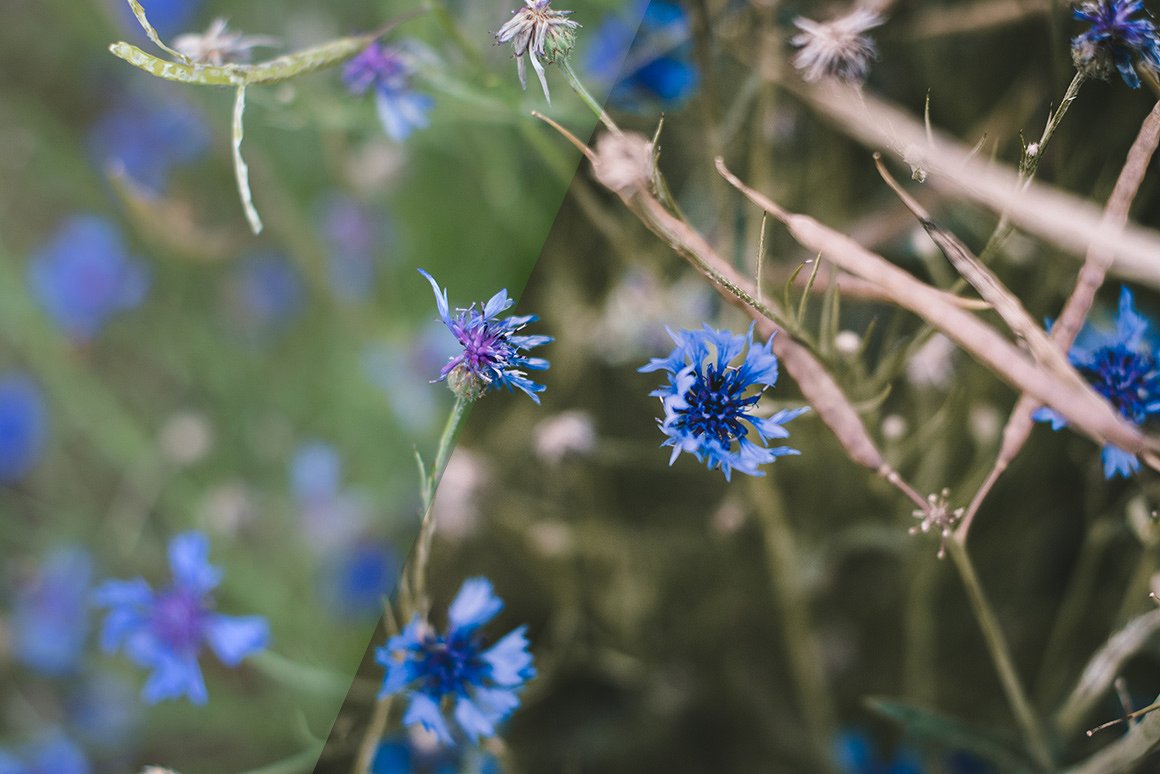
[354, 396, 469, 773]
[413, 395, 471, 618]
[561, 58, 617, 131]
[946, 538, 1053, 770]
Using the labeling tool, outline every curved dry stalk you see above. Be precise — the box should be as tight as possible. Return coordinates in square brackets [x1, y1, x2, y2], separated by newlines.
[716, 158, 1155, 462]
[959, 101, 1160, 539]
[785, 79, 1160, 290]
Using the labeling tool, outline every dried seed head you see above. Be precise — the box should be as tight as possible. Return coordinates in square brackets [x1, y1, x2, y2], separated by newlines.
[496, 0, 581, 102]
[591, 131, 655, 195]
[173, 18, 278, 66]
[790, 8, 884, 84]
[910, 488, 964, 559]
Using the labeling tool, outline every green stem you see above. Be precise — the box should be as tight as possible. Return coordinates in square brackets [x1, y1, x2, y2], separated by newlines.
[353, 396, 469, 773]
[561, 58, 615, 131]
[414, 395, 471, 616]
[946, 538, 1053, 770]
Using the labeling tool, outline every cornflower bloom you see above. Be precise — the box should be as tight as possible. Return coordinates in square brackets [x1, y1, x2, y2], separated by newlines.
[1034, 286, 1160, 478]
[27, 216, 148, 342]
[377, 577, 535, 745]
[342, 42, 433, 142]
[790, 8, 884, 84]
[0, 373, 47, 484]
[1072, 1, 1160, 88]
[420, 269, 551, 403]
[640, 325, 808, 480]
[93, 532, 269, 705]
[496, 0, 580, 103]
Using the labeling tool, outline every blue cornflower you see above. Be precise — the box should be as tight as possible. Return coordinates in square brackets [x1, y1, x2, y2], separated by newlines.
[586, 0, 698, 110]
[28, 216, 149, 342]
[92, 531, 269, 705]
[639, 324, 808, 480]
[377, 577, 535, 746]
[1073, 1, 1160, 88]
[88, 90, 211, 192]
[420, 269, 552, 403]
[0, 732, 89, 774]
[11, 547, 92, 676]
[1034, 286, 1160, 478]
[343, 42, 434, 142]
[0, 374, 47, 484]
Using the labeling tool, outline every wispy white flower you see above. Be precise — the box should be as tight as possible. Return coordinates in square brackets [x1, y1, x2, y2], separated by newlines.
[173, 18, 278, 66]
[496, 0, 580, 102]
[790, 8, 883, 84]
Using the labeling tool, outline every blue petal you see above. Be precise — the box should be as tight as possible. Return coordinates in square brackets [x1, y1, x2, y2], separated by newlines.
[204, 614, 269, 666]
[403, 692, 454, 746]
[1032, 406, 1069, 430]
[454, 695, 497, 743]
[1102, 444, 1140, 479]
[482, 626, 535, 686]
[142, 652, 208, 705]
[168, 532, 222, 594]
[448, 577, 503, 631]
[419, 269, 451, 325]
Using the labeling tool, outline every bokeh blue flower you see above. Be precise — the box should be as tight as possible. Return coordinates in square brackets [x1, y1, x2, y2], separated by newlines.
[88, 89, 211, 193]
[92, 531, 270, 705]
[1072, 0, 1160, 88]
[342, 42, 434, 142]
[223, 251, 304, 338]
[27, 216, 149, 342]
[114, 0, 203, 41]
[834, 729, 921, 774]
[640, 324, 807, 480]
[372, 730, 501, 774]
[1034, 287, 1160, 478]
[420, 269, 552, 403]
[11, 547, 92, 676]
[0, 732, 90, 774]
[317, 194, 388, 302]
[0, 373, 47, 484]
[377, 577, 535, 746]
[586, 0, 698, 110]
[320, 540, 400, 620]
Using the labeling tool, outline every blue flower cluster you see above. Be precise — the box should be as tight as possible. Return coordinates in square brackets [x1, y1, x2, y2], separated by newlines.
[377, 578, 535, 746]
[1073, 0, 1160, 88]
[1035, 287, 1160, 479]
[640, 325, 808, 480]
[421, 269, 552, 403]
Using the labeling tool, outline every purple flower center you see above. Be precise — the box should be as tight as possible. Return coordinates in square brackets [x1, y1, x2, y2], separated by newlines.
[675, 364, 761, 444]
[455, 322, 512, 375]
[1082, 344, 1158, 423]
[151, 586, 207, 655]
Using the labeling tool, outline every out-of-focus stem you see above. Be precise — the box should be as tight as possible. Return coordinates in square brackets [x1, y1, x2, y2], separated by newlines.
[749, 476, 836, 772]
[946, 538, 1053, 770]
